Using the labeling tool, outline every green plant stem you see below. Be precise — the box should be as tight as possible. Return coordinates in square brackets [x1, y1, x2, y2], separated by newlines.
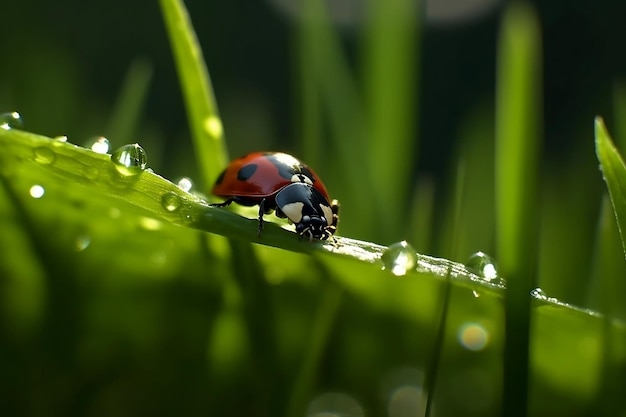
[423, 268, 452, 417]
[495, 2, 542, 416]
[159, 0, 229, 190]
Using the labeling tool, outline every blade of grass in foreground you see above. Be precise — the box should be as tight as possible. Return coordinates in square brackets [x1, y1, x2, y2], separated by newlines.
[595, 117, 626, 258]
[495, 2, 542, 416]
[159, 0, 229, 190]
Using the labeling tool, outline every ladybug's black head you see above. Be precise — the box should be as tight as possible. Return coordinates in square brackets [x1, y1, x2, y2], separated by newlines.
[274, 183, 339, 242]
[296, 215, 335, 241]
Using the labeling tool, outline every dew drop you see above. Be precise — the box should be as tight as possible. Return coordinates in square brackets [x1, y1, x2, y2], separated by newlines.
[110, 143, 147, 176]
[381, 241, 419, 276]
[33, 147, 56, 165]
[161, 192, 182, 212]
[88, 136, 110, 154]
[181, 212, 195, 224]
[75, 235, 91, 251]
[465, 251, 500, 283]
[177, 177, 193, 192]
[29, 184, 45, 199]
[530, 287, 547, 300]
[0, 112, 23, 130]
[53, 135, 68, 143]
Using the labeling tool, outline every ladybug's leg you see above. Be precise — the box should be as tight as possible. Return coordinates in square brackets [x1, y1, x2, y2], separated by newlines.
[257, 198, 266, 237]
[210, 198, 235, 208]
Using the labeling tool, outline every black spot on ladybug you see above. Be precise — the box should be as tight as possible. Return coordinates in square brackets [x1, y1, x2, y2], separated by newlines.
[300, 167, 316, 184]
[214, 169, 226, 186]
[237, 164, 258, 181]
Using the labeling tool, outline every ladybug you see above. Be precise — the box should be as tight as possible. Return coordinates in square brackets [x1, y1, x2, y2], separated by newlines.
[211, 152, 339, 241]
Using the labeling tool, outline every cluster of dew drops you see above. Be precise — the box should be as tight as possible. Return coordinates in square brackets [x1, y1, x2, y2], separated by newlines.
[379, 240, 506, 289]
[2, 111, 149, 175]
[1, 111, 199, 216]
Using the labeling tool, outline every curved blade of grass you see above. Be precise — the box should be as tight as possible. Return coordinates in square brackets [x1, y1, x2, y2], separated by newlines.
[159, 0, 228, 190]
[495, 3, 542, 416]
[595, 117, 626, 259]
[159, 1, 272, 370]
[0, 128, 506, 280]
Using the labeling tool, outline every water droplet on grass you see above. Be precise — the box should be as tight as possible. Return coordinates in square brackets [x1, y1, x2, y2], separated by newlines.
[531, 287, 547, 300]
[29, 184, 45, 198]
[53, 135, 68, 143]
[161, 192, 182, 212]
[33, 147, 56, 165]
[89, 136, 110, 154]
[381, 241, 418, 276]
[0, 112, 23, 130]
[466, 251, 500, 283]
[75, 235, 91, 251]
[177, 177, 193, 192]
[111, 143, 147, 176]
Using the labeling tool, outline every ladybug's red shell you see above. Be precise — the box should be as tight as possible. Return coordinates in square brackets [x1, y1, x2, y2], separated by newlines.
[212, 152, 330, 201]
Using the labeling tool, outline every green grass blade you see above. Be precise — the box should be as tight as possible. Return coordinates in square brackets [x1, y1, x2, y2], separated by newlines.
[595, 116, 626, 259]
[589, 196, 626, 317]
[363, 0, 419, 241]
[159, 0, 228, 190]
[296, 0, 373, 239]
[104, 58, 153, 143]
[495, 2, 542, 416]
[408, 176, 435, 253]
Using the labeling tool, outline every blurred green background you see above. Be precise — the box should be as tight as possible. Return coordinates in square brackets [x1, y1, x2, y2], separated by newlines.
[2, 0, 625, 302]
[2, 0, 624, 177]
[1, 0, 626, 416]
